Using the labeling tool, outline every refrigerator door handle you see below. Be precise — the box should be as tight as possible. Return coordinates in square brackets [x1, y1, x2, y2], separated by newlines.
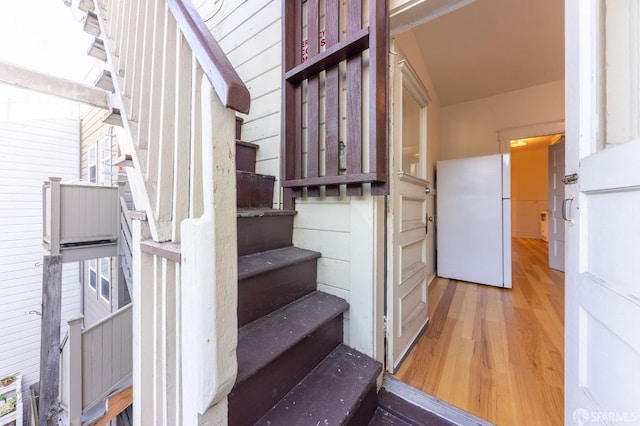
[562, 194, 575, 225]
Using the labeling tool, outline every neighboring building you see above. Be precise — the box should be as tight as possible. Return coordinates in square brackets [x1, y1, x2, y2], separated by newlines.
[0, 85, 82, 420]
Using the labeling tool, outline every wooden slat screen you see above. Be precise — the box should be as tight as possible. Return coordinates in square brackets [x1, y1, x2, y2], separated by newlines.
[282, 0, 388, 208]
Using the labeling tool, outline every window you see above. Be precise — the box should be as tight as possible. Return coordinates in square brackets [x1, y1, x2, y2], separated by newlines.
[99, 258, 110, 302]
[88, 259, 97, 291]
[88, 144, 97, 183]
[100, 137, 113, 185]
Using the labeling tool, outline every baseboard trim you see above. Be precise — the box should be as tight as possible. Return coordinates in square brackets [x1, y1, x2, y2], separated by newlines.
[381, 376, 496, 426]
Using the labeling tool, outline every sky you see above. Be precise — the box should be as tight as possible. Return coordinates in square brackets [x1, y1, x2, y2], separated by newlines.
[0, 0, 95, 82]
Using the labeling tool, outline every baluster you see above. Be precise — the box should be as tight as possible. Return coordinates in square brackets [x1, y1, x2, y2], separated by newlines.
[173, 32, 193, 241]
[346, 0, 363, 196]
[155, 4, 178, 222]
[306, 0, 320, 197]
[121, 0, 137, 98]
[189, 60, 204, 218]
[324, 0, 340, 196]
[127, 0, 145, 122]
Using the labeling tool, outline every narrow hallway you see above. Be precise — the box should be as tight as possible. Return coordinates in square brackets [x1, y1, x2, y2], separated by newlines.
[393, 238, 564, 425]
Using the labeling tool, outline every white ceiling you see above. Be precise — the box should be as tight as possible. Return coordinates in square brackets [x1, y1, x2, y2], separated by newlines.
[404, 0, 565, 106]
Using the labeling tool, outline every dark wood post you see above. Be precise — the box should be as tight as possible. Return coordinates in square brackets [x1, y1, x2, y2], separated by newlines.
[39, 254, 63, 426]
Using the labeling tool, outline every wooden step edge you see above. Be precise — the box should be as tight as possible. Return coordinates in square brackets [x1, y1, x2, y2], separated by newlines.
[255, 344, 382, 426]
[236, 140, 259, 150]
[379, 376, 494, 426]
[238, 246, 321, 280]
[78, 0, 95, 12]
[114, 154, 133, 167]
[103, 107, 123, 126]
[237, 208, 297, 218]
[236, 291, 348, 385]
[94, 69, 114, 92]
[236, 170, 276, 180]
[87, 37, 107, 62]
[83, 11, 100, 36]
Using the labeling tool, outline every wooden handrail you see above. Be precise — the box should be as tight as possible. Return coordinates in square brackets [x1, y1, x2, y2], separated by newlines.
[166, 0, 251, 114]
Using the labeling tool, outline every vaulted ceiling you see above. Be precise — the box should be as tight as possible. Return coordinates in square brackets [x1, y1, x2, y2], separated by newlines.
[406, 0, 565, 106]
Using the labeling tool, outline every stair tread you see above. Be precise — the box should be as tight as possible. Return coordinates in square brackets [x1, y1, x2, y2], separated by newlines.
[256, 344, 382, 425]
[368, 408, 413, 426]
[237, 290, 348, 384]
[236, 170, 275, 179]
[238, 246, 320, 280]
[237, 208, 296, 218]
[236, 139, 259, 149]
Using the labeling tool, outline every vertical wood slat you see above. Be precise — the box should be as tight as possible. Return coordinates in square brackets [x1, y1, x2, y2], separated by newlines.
[369, 0, 389, 195]
[114, 0, 125, 58]
[123, 0, 139, 99]
[324, 0, 340, 196]
[136, 0, 155, 149]
[173, 33, 193, 241]
[156, 3, 178, 222]
[128, 0, 146, 122]
[189, 61, 204, 218]
[306, 0, 321, 197]
[282, 0, 303, 209]
[145, 1, 167, 212]
[346, 0, 363, 196]
[117, 0, 133, 76]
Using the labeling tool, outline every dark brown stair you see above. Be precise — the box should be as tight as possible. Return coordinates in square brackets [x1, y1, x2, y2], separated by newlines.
[255, 344, 381, 426]
[230, 291, 348, 425]
[237, 209, 295, 256]
[231, 116, 384, 426]
[237, 170, 275, 208]
[238, 246, 320, 326]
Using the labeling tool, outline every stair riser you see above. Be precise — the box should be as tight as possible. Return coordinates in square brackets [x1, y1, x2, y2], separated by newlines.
[238, 260, 317, 326]
[237, 173, 274, 208]
[348, 385, 379, 426]
[236, 143, 256, 173]
[237, 215, 293, 255]
[229, 316, 343, 426]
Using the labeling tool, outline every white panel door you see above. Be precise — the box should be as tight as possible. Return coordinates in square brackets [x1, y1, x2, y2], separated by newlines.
[386, 45, 431, 372]
[566, 1, 640, 423]
[547, 140, 565, 271]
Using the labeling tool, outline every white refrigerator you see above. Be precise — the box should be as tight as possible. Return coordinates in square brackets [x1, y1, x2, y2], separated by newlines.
[436, 154, 512, 288]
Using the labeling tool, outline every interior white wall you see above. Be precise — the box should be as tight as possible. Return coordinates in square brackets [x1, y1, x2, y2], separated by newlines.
[440, 80, 565, 160]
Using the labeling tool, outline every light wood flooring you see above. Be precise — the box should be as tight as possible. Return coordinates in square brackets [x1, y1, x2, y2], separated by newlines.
[393, 238, 565, 425]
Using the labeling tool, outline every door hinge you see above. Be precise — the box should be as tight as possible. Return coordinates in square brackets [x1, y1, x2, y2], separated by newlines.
[562, 173, 578, 185]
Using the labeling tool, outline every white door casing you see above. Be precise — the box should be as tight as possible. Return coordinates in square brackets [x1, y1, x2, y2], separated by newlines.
[566, 0, 640, 423]
[548, 139, 565, 271]
[386, 44, 431, 372]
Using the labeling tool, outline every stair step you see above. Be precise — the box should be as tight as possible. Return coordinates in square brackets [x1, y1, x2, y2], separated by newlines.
[238, 246, 320, 326]
[230, 291, 347, 426]
[256, 344, 382, 426]
[94, 69, 114, 92]
[373, 389, 457, 426]
[88, 37, 107, 61]
[236, 140, 258, 173]
[83, 11, 101, 36]
[237, 209, 296, 255]
[237, 171, 274, 209]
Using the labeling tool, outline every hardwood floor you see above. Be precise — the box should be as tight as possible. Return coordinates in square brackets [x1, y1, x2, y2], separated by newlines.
[393, 238, 565, 425]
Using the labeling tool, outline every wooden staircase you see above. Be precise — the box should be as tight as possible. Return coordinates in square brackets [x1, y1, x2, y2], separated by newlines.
[230, 122, 382, 425]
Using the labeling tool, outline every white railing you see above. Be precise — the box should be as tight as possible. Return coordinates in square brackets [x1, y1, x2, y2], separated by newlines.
[59, 304, 133, 426]
[84, 0, 248, 423]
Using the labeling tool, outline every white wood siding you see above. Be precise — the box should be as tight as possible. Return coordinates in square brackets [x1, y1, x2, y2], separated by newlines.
[0, 116, 82, 412]
[202, 0, 282, 206]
